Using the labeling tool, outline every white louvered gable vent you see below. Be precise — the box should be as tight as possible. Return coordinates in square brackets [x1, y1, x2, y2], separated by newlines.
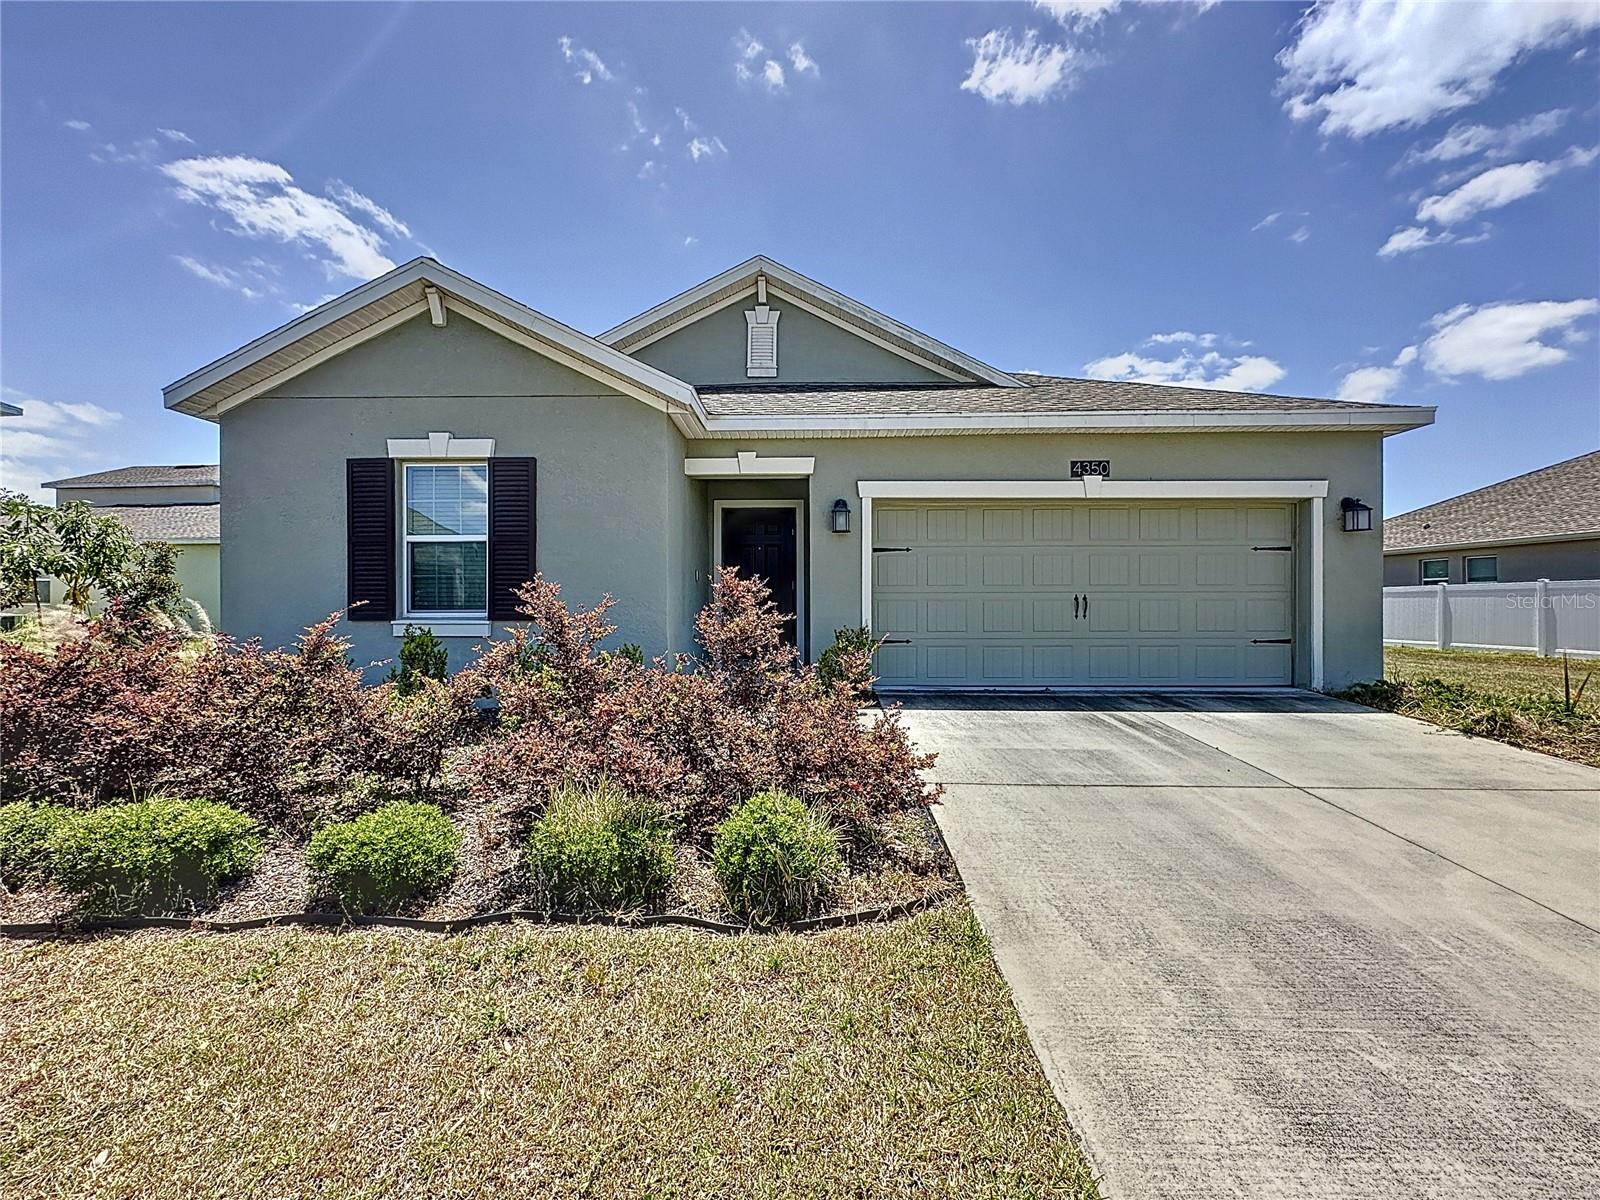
[745, 277, 779, 377]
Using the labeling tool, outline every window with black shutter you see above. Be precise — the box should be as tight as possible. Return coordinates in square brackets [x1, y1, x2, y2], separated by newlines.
[346, 458, 395, 620]
[487, 457, 537, 621]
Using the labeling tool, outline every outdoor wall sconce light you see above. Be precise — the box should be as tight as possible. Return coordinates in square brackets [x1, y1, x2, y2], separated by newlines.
[830, 499, 852, 533]
[1340, 497, 1373, 533]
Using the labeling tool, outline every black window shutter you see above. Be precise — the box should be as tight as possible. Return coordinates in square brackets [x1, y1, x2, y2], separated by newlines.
[346, 458, 395, 621]
[488, 457, 537, 621]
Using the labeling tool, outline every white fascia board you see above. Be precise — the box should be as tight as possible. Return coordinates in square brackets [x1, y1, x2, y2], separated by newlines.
[699, 406, 1436, 437]
[1381, 530, 1600, 555]
[857, 479, 1330, 500]
[598, 255, 1021, 387]
[164, 256, 706, 424]
[684, 451, 816, 478]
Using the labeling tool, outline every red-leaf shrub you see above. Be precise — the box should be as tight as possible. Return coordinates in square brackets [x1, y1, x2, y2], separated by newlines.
[458, 570, 939, 846]
[0, 611, 480, 830]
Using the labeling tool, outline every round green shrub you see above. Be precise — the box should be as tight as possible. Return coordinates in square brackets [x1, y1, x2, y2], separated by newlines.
[712, 790, 843, 926]
[47, 797, 262, 915]
[0, 801, 74, 888]
[307, 800, 460, 914]
[524, 780, 676, 912]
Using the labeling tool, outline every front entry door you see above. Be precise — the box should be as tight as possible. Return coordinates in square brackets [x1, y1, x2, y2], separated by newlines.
[721, 506, 799, 646]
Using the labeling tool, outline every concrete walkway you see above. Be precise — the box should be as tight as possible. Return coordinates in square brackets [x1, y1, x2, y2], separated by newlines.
[895, 692, 1600, 1200]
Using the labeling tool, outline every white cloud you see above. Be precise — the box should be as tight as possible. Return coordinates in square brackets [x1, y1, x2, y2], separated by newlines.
[159, 155, 401, 281]
[1277, 0, 1600, 138]
[1288, 224, 1311, 244]
[1084, 346, 1287, 392]
[1421, 299, 1600, 380]
[735, 28, 764, 60]
[1335, 365, 1405, 404]
[1250, 211, 1282, 231]
[0, 389, 124, 501]
[1414, 146, 1598, 226]
[173, 254, 264, 300]
[683, 235, 698, 247]
[63, 118, 91, 132]
[325, 179, 412, 240]
[961, 28, 1083, 105]
[675, 107, 697, 133]
[1394, 344, 1419, 367]
[1033, 0, 1123, 26]
[788, 42, 819, 77]
[557, 35, 613, 85]
[157, 127, 194, 144]
[1377, 225, 1453, 257]
[687, 135, 728, 162]
[1147, 330, 1219, 346]
[291, 293, 340, 315]
[1398, 108, 1570, 169]
[761, 59, 786, 91]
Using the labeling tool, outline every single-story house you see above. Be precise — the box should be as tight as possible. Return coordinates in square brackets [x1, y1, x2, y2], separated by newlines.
[162, 256, 1433, 690]
[1383, 451, 1600, 586]
[41, 465, 222, 623]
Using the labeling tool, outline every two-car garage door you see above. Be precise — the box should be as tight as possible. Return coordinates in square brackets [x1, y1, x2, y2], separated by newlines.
[871, 501, 1296, 687]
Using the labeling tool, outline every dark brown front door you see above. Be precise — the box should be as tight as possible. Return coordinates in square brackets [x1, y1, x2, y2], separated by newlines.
[721, 506, 799, 646]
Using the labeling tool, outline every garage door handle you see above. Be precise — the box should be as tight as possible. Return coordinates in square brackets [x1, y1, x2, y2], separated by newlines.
[1251, 638, 1291, 644]
[879, 638, 912, 645]
[872, 546, 913, 554]
[1251, 545, 1293, 552]
[1073, 595, 1081, 619]
[1082, 595, 1089, 620]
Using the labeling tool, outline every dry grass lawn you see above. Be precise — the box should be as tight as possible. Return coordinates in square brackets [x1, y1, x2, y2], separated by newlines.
[1384, 645, 1598, 710]
[0, 901, 1098, 1200]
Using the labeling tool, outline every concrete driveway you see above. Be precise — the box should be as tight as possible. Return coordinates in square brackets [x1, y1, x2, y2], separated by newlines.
[894, 692, 1600, 1199]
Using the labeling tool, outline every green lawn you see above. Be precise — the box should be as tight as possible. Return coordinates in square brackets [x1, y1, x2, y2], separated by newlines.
[0, 902, 1099, 1200]
[1384, 645, 1597, 711]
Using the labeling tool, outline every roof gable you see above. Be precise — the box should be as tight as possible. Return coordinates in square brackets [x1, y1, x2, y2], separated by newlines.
[599, 256, 1021, 388]
[163, 258, 704, 428]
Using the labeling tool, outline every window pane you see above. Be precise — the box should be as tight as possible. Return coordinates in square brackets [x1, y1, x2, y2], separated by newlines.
[406, 464, 488, 536]
[410, 542, 486, 612]
[1465, 557, 1498, 582]
[1421, 559, 1449, 582]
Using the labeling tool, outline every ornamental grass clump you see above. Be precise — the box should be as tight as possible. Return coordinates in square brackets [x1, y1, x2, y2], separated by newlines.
[0, 801, 73, 888]
[712, 790, 843, 926]
[524, 780, 677, 912]
[47, 797, 262, 915]
[307, 800, 461, 914]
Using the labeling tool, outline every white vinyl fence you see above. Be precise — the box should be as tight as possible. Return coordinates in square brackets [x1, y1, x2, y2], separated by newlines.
[1384, 579, 1600, 658]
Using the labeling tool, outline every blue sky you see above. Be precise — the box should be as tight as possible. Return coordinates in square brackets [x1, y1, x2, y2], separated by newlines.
[3, 1, 1597, 514]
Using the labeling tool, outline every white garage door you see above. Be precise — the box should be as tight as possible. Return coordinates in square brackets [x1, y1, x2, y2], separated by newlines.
[871, 501, 1295, 687]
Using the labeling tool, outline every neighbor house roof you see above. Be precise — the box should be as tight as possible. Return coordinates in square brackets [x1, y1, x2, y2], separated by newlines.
[696, 374, 1433, 435]
[0, 400, 21, 417]
[44, 464, 220, 489]
[598, 255, 1021, 387]
[1383, 450, 1600, 553]
[89, 504, 220, 544]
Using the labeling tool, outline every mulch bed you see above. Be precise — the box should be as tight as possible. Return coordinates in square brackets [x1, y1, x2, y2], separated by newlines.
[1, 806, 959, 936]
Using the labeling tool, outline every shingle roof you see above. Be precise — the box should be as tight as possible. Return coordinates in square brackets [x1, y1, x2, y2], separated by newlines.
[90, 504, 221, 543]
[1383, 451, 1600, 552]
[698, 373, 1423, 418]
[43, 464, 219, 488]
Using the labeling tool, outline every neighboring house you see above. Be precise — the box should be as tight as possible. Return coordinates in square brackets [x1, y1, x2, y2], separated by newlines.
[1383, 451, 1600, 587]
[41, 465, 222, 623]
[0, 400, 22, 417]
[162, 256, 1433, 690]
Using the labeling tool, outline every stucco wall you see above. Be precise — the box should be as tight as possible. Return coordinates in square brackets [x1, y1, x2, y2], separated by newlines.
[223, 314, 693, 674]
[684, 431, 1387, 689]
[1383, 539, 1600, 586]
[174, 543, 222, 628]
[628, 299, 950, 387]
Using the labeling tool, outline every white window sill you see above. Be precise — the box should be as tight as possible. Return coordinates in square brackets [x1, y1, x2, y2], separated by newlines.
[392, 620, 491, 638]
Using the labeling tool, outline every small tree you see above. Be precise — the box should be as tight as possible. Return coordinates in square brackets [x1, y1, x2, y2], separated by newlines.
[0, 491, 181, 622]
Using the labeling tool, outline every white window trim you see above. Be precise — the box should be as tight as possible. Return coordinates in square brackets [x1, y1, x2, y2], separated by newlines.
[399, 459, 490, 628]
[712, 499, 807, 659]
[855, 478, 1330, 691]
[387, 432, 495, 459]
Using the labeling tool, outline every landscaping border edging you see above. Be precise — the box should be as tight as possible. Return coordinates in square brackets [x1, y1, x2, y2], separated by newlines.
[0, 884, 963, 941]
